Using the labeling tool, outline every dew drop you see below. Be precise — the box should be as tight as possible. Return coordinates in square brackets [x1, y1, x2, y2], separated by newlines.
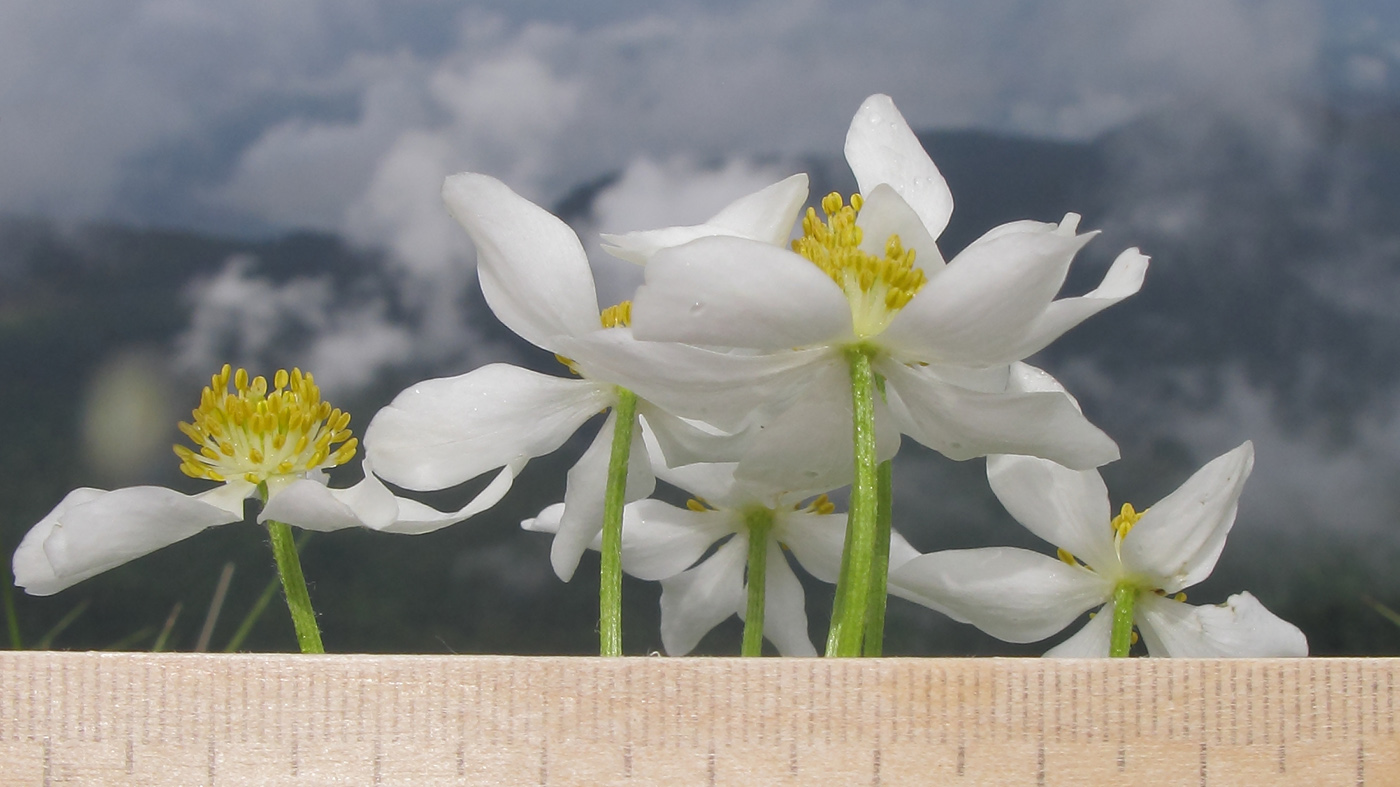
[689, 302, 705, 315]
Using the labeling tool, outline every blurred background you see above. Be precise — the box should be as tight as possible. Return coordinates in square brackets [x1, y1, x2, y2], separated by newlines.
[4, 0, 1400, 656]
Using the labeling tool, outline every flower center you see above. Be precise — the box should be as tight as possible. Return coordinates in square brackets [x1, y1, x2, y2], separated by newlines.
[174, 364, 358, 486]
[556, 301, 632, 375]
[792, 192, 926, 339]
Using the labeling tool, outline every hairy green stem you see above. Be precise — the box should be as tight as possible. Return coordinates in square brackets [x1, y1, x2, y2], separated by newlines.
[266, 518, 324, 654]
[863, 458, 894, 656]
[1109, 584, 1137, 658]
[741, 508, 776, 657]
[826, 345, 879, 657]
[600, 389, 639, 657]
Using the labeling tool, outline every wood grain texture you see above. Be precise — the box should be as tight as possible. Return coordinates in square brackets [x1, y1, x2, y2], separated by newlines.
[0, 653, 1395, 785]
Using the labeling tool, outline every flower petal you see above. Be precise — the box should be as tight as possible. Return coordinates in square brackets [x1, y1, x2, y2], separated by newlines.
[881, 360, 1119, 469]
[659, 535, 748, 655]
[1042, 605, 1113, 658]
[855, 184, 943, 270]
[600, 173, 809, 263]
[889, 547, 1111, 643]
[618, 500, 735, 581]
[551, 410, 657, 581]
[1004, 247, 1149, 359]
[15, 486, 242, 596]
[748, 541, 817, 657]
[631, 236, 854, 351]
[638, 403, 749, 469]
[844, 94, 953, 239]
[1119, 442, 1254, 593]
[1136, 592, 1308, 657]
[442, 172, 600, 349]
[774, 511, 849, 584]
[558, 329, 832, 432]
[986, 454, 1118, 575]
[882, 218, 1095, 365]
[364, 363, 613, 492]
[259, 460, 519, 535]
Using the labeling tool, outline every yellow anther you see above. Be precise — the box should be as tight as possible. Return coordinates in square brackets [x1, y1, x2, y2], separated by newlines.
[173, 365, 357, 487]
[686, 498, 712, 513]
[1057, 547, 1078, 566]
[1131, 630, 1140, 645]
[1111, 502, 1144, 541]
[796, 494, 836, 516]
[601, 300, 632, 329]
[1174, 592, 1187, 603]
[791, 191, 925, 338]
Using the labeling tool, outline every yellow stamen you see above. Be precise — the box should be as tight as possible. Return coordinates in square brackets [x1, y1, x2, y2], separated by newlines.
[791, 192, 925, 338]
[556, 301, 633, 376]
[173, 364, 357, 487]
[1111, 502, 1144, 542]
[1057, 547, 1078, 566]
[795, 493, 836, 516]
[686, 498, 713, 512]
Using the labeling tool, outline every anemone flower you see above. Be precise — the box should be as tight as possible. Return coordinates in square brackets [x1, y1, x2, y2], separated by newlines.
[889, 442, 1308, 657]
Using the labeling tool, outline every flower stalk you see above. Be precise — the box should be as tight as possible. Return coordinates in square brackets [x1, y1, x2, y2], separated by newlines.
[826, 345, 880, 657]
[1109, 583, 1136, 658]
[600, 388, 639, 656]
[741, 508, 776, 657]
[265, 517, 323, 654]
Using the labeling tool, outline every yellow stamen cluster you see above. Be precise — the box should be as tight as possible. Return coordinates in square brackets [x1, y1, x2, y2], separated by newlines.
[174, 364, 358, 486]
[1111, 502, 1144, 543]
[556, 301, 633, 376]
[796, 493, 836, 516]
[791, 192, 926, 338]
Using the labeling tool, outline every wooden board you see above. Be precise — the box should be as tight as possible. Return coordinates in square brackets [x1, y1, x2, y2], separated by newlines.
[1, 653, 1396, 785]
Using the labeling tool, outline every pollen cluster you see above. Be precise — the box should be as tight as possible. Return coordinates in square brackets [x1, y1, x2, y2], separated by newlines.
[792, 192, 926, 338]
[174, 364, 358, 486]
[1111, 502, 1144, 543]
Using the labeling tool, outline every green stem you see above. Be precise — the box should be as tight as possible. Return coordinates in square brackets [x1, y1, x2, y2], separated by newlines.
[1109, 584, 1137, 658]
[225, 532, 310, 652]
[266, 519, 324, 654]
[600, 388, 639, 657]
[741, 508, 776, 657]
[826, 345, 879, 657]
[863, 458, 893, 656]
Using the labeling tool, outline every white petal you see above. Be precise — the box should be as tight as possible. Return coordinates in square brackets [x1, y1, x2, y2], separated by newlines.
[986, 454, 1118, 575]
[882, 223, 1095, 364]
[881, 360, 1119, 469]
[631, 236, 853, 350]
[659, 535, 749, 655]
[1119, 442, 1254, 593]
[618, 500, 735, 581]
[889, 547, 1111, 643]
[637, 404, 749, 469]
[15, 486, 242, 596]
[600, 173, 809, 263]
[364, 364, 613, 491]
[1136, 592, 1308, 658]
[442, 173, 600, 349]
[855, 184, 943, 270]
[1004, 247, 1149, 359]
[734, 359, 902, 495]
[751, 541, 817, 657]
[522, 502, 565, 535]
[259, 460, 518, 536]
[1042, 605, 1113, 658]
[551, 411, 657, 581]
[844, 94, 953, 239]
[557, 329, 831, 431]
[774, 511, 849, 585]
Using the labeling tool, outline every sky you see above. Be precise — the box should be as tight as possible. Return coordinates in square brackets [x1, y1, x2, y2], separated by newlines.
[9, 1, 1400, 643]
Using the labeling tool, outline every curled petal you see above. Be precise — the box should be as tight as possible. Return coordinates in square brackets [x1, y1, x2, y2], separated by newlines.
[1042, 605, 1113, 658]
[986, 454, 1117, 576]
[889, 547, 1111, 643]
[631, 236, 854, 351]
[364, 364, 613, 492]
[659, 536, 749, 655]
[601, 173, 809, 263]
[637, 404, 749, 470]
[1004, 247, 1149, 359]
[551, 410, 656, 582]
[442, 173, 600, 350]
[844, 93, 953, 239]
[881, 360, 1118, 469]
[14, 486, 242, 596]
[1120, 442, 1254, 593]
[855, 184, 943, 270]
[1136, 591, 1308, 658]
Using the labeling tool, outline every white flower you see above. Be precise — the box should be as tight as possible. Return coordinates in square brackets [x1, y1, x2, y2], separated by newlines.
[889, 442, 1309, 657]
[364, 173, 741, 581]
[13, 366, 476, 596]
[524, 457, 919, 656]
[563, 94, 1148, 480]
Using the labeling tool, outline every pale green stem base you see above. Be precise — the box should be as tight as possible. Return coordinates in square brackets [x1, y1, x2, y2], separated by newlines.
[600, 389, 639, 657]
[266, 519, 324, 654]
[1109, 584, 1137, 658]
[741, 509, 776, 657]
[825, 345, 879, 658]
